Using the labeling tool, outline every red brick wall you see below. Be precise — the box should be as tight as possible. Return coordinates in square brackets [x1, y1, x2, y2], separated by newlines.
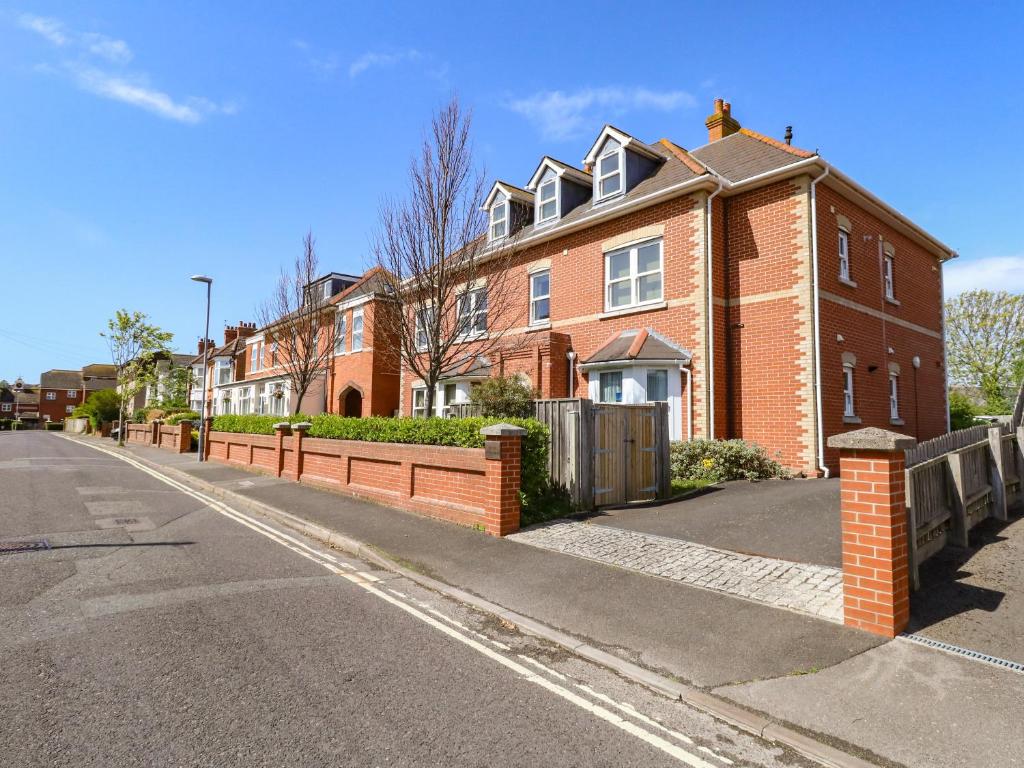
[38, 386, 83, 423]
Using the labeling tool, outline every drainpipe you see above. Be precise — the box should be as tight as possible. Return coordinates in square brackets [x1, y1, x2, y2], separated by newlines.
[681, 364, 693, 442]
[939, 265, 951, 432]
[566, 351, 576, 397]
[705, 176, 724, 439]
[810, 166, 831, 478]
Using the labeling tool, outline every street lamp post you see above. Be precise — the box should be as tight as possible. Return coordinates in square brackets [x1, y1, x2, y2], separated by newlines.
[191, 275, 213, 462]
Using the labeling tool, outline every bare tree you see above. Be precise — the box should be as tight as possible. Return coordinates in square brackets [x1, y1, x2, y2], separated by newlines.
[256, 232, 337, 415]
[372, 96, 524, 417]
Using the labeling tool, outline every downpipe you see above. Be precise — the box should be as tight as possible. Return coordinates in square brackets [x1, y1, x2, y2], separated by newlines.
[810, 166, 831, 478]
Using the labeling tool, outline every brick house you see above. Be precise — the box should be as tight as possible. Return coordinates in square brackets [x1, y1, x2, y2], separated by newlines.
[399, 99, 955, 475]
[1, 379, 40, 423]
[38, 364, 117, 423]
[190, 270, 400, 419]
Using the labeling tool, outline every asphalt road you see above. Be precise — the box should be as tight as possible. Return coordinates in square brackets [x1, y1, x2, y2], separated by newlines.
[0, 432, 814, 768]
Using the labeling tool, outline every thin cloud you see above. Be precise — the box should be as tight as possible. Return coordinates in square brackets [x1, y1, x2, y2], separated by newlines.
[506, 86, 696, 141]
[348, 49, 421, 79]
[83, 33, 133, 64]
[943, 255, 1024, 296]
[18, 14, 68, 46]
[71, 67, 203, 123]
[292, 39, 340, 76]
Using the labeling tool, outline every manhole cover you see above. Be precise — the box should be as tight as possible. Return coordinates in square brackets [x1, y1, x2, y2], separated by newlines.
[0, 540, 50, 554]
[113, 518, 139, 525]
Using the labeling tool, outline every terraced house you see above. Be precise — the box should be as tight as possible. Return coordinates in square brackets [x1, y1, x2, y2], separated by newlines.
[400, 99, 955, 475]
[190, 270, 400, 418]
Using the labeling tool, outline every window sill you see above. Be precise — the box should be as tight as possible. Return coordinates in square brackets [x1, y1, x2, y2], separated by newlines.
[885, 296, 901, 307]
[526, 321, 551, 333]
[843, 415, 862, 425]
[599, 301, 667, 320]
[890, 418, 905, 426]
[838, 276, 858, 288]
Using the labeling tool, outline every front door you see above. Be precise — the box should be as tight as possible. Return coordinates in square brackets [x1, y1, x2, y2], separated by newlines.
[343, 389, 363, 418]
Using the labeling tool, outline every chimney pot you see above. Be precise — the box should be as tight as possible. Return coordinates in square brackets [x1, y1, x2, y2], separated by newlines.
[705, 97, 741, 143]
[713, 97, 724, 112]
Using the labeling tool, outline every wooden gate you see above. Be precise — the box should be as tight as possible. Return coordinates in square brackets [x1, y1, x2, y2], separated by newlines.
[593, 403, 669, 507]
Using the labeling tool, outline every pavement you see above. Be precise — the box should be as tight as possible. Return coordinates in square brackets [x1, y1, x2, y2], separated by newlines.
[1, 430, 819, 768]
[64, 434, 1024, 767]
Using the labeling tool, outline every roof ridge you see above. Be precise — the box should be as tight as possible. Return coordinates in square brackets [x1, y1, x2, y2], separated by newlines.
[738, 128, 815, 158]
[657, 138, 708, 175]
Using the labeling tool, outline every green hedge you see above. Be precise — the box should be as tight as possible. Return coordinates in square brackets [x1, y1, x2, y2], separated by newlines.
[0, 418, 11, 430]
[164, 411, 200, 426]
[44, 421, 64, 431]
[211, 414, 562, 524]
[670, 439, 789, 483]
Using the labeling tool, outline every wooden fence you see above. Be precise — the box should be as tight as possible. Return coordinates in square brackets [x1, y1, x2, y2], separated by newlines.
[449, 398, 670, 510]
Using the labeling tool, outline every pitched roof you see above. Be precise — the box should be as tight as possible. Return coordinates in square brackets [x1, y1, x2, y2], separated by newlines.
[40, 369, 83, 389]
[581, 328, 691, 366]
[690, 131, 814, 184]
[526, 156, 592, 190]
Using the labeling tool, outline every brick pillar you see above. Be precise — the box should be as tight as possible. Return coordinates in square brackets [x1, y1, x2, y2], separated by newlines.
[177, 421, 193, 453]
[203, 417, 214, 461]
[828, 427, 916, 638]
[480, 423, 525, 537]
[273, 422, 291, 478]
[292, 422, 311, 482]
[150, 420, 161, 446]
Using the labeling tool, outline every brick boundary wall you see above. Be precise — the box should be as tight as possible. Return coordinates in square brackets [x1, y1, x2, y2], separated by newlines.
[203, 421, 525, 537]
[828, 427, 916, 638]
[125, 420, 192, 453]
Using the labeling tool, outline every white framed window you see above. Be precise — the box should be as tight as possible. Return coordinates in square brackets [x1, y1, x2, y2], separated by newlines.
[45, 391, 56, 400]
[238, 386, 253, 414]
[646, 370, 668, 402]
[65, 405, 75, 414]
[843, 365, 855, 418]
[257, 383, 268, 415]
[351, 308, 364, 351]
[889, 373, 900, 420]
[323, 281, 332, 300]
[883, 253, 895, 299]
[596, 138, 623, 201]
[1, 403, 11, 412]
[838, 229, 850, 281]
[334, 314, 347, 355]
[442, 383, 457, 416]
[599, 371, 623, 403]
[415, 305, 434, 351]
[270, 341, 278, 367]
[530, 270, 550, 325]
[605, 239, 663, 311]
[217, 359, 232, 385]
[490, 192, 508, 241]
[458, 287, 487, 336]
[412, 387, 427, 418]
[536, 171, 558, 224]
[67, 389, 78, 398]
[250, 341, 263, 372]
[271, 383, 286, 416]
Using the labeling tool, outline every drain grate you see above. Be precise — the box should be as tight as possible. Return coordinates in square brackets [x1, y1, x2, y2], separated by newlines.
[900, 633, 1024, 674]
[0, 540, 50, 554]
[113, 518, 139, 525]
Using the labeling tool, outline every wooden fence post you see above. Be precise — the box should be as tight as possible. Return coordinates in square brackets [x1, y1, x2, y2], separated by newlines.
[828, 427, 916, 638]
[988, 426, 1008, 521]
[946, 451, 970, 547]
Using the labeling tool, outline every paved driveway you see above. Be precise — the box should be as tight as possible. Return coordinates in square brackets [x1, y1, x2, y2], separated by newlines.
[587, 479, 841, 567]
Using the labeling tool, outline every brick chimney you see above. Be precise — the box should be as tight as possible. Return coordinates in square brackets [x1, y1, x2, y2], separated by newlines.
[223, 325, 238, 345]
[197, 337, 215, 355]
[237, 321, 257, 340]
[705, 98, 741, 142]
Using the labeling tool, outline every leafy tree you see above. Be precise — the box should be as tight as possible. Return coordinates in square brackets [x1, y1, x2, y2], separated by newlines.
[73, 389, 121, 430]
[468, 375, 537, 418]
[102, 310, 173, 445]
[948, 390, 980, 431]
[945, 289, 1024, 414]
[158, 364, 192, 408]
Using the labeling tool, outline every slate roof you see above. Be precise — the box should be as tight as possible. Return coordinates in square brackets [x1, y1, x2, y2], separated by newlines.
[40, 369, 82, 389]
[582, 329, 691, 366]
[690, 130, 814, 184]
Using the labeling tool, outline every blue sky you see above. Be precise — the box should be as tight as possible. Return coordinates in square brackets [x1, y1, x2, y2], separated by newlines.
[1, 1, 1022, 382]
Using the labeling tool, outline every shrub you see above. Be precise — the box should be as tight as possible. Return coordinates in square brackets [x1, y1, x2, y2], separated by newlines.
[211, 414, 311, 435]
[45, 421, 64, 431]
[670, 439, 788, 483]
[73, 389, 121, 430]
[468, 375, 537, 418]
[164, 411, 199, 426]
[0, 419, 10, 431]
[949, 391, 980, 431]
[131, 408, 149, 423]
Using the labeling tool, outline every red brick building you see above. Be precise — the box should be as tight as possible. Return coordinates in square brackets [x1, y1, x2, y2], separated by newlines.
[399, 99, 955, 475]
[38, 365, 117, 423]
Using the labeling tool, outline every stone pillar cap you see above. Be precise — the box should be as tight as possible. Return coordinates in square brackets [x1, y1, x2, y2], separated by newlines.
[291, 421, 312, 431]
[480, 423, 527, 437]
[827, 427, 916, 451]
[272, 422, 292, 430]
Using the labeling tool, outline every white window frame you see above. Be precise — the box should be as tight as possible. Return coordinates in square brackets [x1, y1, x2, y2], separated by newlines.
[250, 341, 263, 372]
[351, 308, 364, 351]
[598, 370, 624, 403]
[270, 341, 278, 367]
[45, 391, 56, 400]
[595, 141, 624, 202]
[415, 305, 434, 351]
[530, 270, 550, 325]
[843, 365, 855, 418]
[536, 175, 558, 224]
[217, 359, 232, 385]
[457, 287, 487, 338]
[883, 253, 895, 300]
[889, 373, 900, 420]
[238, 386, 253, 414]
[490, 195, 508, 241]
[412, 387, 427, 418]
[604, 238, 663, 311]
[67, 389, 78, 398]
[65, 405, 75, 414]
[838, 229, 850, 281]
[1, 403, 11, 412]
[334, 314, 347, 355]
[645, 369, 669, 402]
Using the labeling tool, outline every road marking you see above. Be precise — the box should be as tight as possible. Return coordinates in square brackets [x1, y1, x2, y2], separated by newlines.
[518, 655, 568, 681]
[577, 684, 696, 746]
[65, 437, 727, 768]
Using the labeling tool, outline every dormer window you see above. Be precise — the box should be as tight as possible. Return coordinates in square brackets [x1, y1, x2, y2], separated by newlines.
[537, 170, 558, 224]
[490, 193, 508, 241]
[596, 138, 623, 201]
